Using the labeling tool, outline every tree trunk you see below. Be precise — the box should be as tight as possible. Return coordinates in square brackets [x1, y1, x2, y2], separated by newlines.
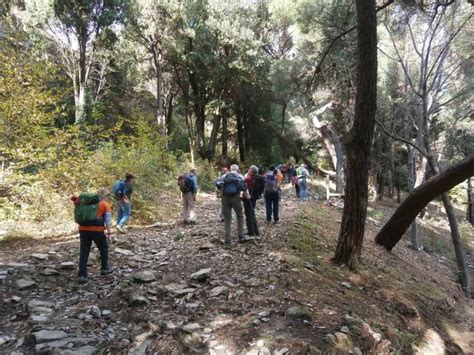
[236, 109, 245, 162]
[75, 83, 86, 124]
[204, 111, 221, 160]
[150, 45, 166, 136]
[403, 66, 420, 250]
[467, 177, 474, 225]
[333, 0, 378, 269]
[427, 155, 471, 295]
[76, 33, 88, 124]
[375, 154, 474, 250]
[221, 112, 228, 166]
[166, 94, 173, 137]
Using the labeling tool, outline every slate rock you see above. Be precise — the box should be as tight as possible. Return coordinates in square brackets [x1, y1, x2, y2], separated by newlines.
[286, 306, 311, 320]
[88, 305, 101, 319]
[115, 247, 134, 256]
[210, 286, 228, 297]
[28, 300, 55, 310]
[16, 279, 36, 290]
[8, 262, 31, 268]
[341, 282, 352, 289]
[128, 293, 148, 307]
[59, 262, 75, 270]
[62, 345, 97, 355]
[33, 330, 68, 344]
[190, 268, 211, 282]
[173, 288, 196, 296]
[31, 253, 49, 261]
[0, 335, 11, 346]
[133, 270, 156, 283]
[40, 268, 59, 276]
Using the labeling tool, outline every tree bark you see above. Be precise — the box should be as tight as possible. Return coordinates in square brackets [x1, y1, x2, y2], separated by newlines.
[236, 108, 245, 162]
[467, 177, 474, 225]
[152, 46, 165, 135]
[333, 0, 378, 269]
[165, 94, 173, 136]
[375, 154, 474, 250]
[427, 155, 471, 295]
[221, 111, 228, 166]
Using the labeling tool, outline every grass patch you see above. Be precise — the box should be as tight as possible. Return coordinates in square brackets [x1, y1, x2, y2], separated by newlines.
[367, 207, 384, 220]
[0, 229, 33, 244]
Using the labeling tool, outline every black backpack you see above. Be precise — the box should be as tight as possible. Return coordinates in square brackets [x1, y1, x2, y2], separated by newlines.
[252, 175, 265, 199]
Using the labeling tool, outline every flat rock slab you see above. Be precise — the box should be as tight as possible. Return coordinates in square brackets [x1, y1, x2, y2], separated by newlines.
[61, 345, 97, 355]
[209, 286, 228, 298]
[190, 268, 211, 281]
[40, 268, 59, 276]
[7, 262, 31, 268]
[16, 279, 36, 290]
[31, 253, 49, 261]
[59, 262, 75, 270]
[164, 283, 189, 292]
[133, 270, 156, 283]
[28, 300, 55, 310]
[33, 330, 68, 343]
[173, 288, 196, 296]
[114, 248, 134, 256]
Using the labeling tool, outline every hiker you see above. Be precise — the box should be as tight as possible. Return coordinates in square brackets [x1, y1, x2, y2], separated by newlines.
[244, 165, 260, 237]
[72, 188, 113, 284]
[290, 164, 299, 197]
[264, 165, 283, 223]
[179, 168, 198, 225]
[216, 167, 228, 222]
[296, 164, 310, 201]
[112, 173, 137, 234]
[216, 164, 249, 246]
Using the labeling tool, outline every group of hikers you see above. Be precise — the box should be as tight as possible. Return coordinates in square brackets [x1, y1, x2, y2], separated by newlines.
[72, 164, 311, 284]
[179, 163, 312, 247]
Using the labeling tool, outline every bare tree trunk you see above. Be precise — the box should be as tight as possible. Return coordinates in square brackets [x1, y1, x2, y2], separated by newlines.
[312, 115, 345, 192]
[333, 0, 378, 269]
[221, 112, 228, 166]
[236, 109, 245, 162]
[375, 154, 474, 250]
[204, 111, 221, 160]
[427, 155, 471, 295]
[165, 94, 173, 137]
[467, 177, 474, 225]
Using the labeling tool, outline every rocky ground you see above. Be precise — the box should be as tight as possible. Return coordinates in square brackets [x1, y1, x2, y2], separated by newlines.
[1, 187, 473, 354]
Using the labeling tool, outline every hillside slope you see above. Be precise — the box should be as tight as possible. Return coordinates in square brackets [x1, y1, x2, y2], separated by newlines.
[0, 189, 472, 354]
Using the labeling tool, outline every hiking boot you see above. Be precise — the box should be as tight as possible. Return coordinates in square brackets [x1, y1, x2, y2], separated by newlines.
[101, 268, 113, 276]
[116, 225, 126, 234]
[78, 276, 88, 285]
[224, 243, 232, 249]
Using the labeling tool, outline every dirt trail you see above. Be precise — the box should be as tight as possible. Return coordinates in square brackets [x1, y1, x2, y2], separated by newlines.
[0, 189, 311, 354]
[1, 187, 473, 354]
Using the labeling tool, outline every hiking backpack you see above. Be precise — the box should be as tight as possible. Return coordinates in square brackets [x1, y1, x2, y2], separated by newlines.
[265, 172, 278, 193]
[112, 180, 126, 199]
[221, 173, 246, 195]
[74, 193, 103, 226]
[252, 175, 265, 199]
[178, 174, 192, 193]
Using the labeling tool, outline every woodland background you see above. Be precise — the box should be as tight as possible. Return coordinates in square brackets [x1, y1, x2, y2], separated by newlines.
[0, 0, 472, 242]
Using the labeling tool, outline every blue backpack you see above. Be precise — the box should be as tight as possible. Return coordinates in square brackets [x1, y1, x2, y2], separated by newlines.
[220, 174, 245, 195]
[112, 180, 126, 199]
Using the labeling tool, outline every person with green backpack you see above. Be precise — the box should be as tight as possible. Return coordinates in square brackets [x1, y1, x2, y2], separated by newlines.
[72, 188, 113, 284]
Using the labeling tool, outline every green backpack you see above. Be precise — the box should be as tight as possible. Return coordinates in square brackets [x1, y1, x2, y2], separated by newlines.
[74, 193, 102, 225]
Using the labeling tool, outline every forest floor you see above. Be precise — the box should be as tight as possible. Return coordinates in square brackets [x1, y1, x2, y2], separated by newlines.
[0, 183, 473, 354]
